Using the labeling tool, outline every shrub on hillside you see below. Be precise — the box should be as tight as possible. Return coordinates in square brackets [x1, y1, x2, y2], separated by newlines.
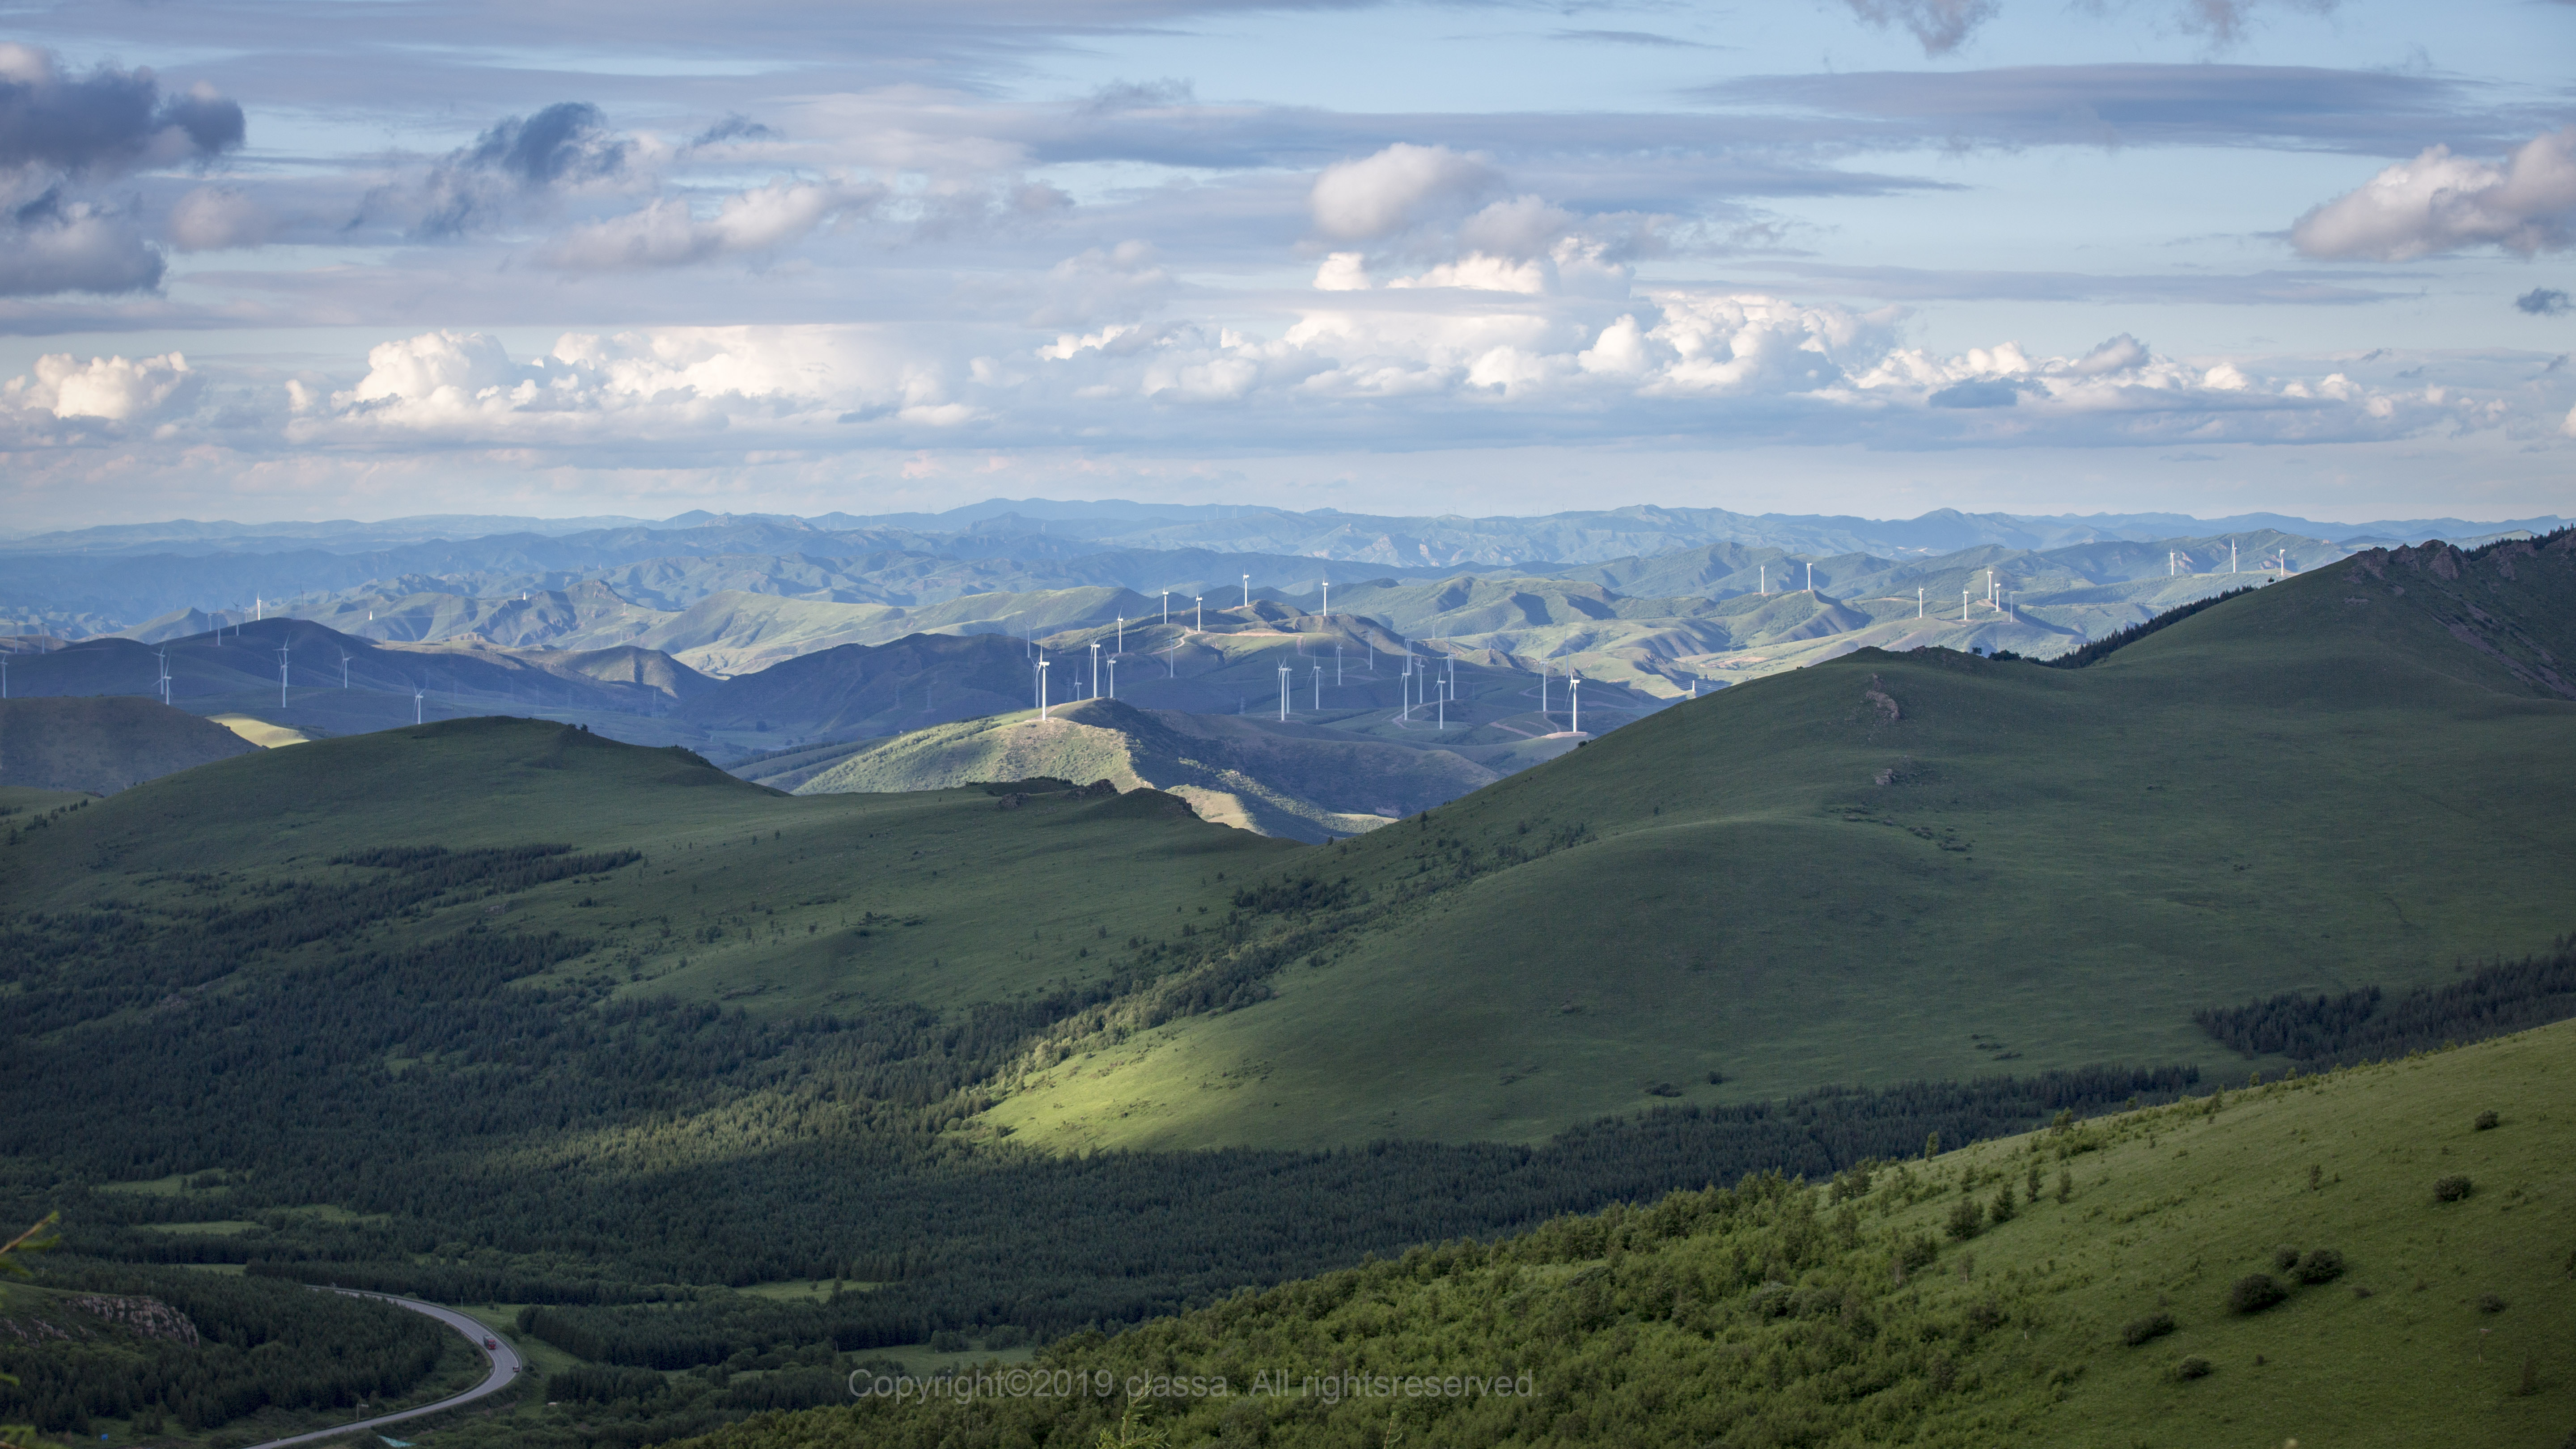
[2474, 1110, 2500, 1130]
[2478, 1293, 2507, 1314]
[2170, 1356, 2212, 1381]
[1945, 1196, 1985, 1241]
[2226, 1273, 2288, 1315]
[2295, 1248, 2346, 1284]
[2434, 1175, 2474, 1203]
[2271, 1246, 2300, 1271]
[2121, 1312, 2177, 1347]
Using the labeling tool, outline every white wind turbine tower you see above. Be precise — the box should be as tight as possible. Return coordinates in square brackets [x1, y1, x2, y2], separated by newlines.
[1917, 586, 1923, 619]
[1038, 657, 1051, 720]
[1962, 589, 1971, 623]
[1313, 663, 1322, 711]
[339, 650, 351, 689]
[1319, 580, 1328, 621]
[276, 643, 291, 708]
[1242, 574, 1250, 610]
[157, 647, 171, 706]
[1108, 656, 1118, 699]
[1806, 561, 1813, 592]
[1336, 644, 1343, 686]
[1090, 641, 1101, 699]
[1116, 616, 1125, 651]
[1161, 590, 1170, 625]
[1277, 662, 1290, 721]
[414, 686, 424, 724]
[1195, 595, 1203, 631]
[2, 656, 8, 699]
[2231, 540, 2238, 573]
[1568, 674, 1581, 736]
[1166, 638, 1179, 677]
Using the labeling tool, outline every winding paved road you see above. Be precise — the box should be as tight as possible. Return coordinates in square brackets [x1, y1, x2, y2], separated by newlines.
[243, 1292, 523, 1449]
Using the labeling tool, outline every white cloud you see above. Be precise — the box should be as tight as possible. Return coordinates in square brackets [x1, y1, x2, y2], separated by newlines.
[0, 199, 163, 296]
[535, 176, 882, 270]
[1309, 144, 1501, 242]
[168, 186, 278, 252]
[1027, 241, 1170, 326]
[3, 352, 193, 420]
[2292, 127, 2576, 261]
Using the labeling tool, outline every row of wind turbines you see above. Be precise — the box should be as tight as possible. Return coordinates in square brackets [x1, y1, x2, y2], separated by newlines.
[1018, 577, 1595, 736]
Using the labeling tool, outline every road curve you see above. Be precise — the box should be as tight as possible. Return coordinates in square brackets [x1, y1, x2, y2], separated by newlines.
[242, 1291, 524, 1449]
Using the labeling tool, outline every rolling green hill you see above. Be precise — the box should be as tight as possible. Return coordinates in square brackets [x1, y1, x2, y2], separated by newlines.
[7, 533, 2574, 1449]
[778, 698, 1534, 841]
[982, 534, 2576, 1151]
[670, 1017, 2576, 1449]
[0, 696, 259, 793]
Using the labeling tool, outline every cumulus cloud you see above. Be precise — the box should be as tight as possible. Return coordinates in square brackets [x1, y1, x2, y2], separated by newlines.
[536, 176, 881, 270]
[3, 351, 192, 420]
[1310, 144, 1502, 242]
[2517, 287, 2570, 317]
[167, 185, 276, 251]
[236, 298, 2559, 459]
[0, 193, 164, 295]
[1027, 241, 1171, 326]
[2293, 127, 2576, 261]
[0, 44, 243, 178]
[1842, 0, 2000, 56]
[409, 102, 637, 238]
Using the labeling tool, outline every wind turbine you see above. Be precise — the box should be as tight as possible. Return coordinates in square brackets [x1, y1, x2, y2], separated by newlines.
[1313, 663, 1322, 711]
[1161, 590, 1169, 625]
[1806, 562, 1813, 592]
[1242, 574, 1250, 610]
[2231, 541, 2238, 574]
[1917, 587, 1923, 619]
[1962, 589, 1971, 623]
[276, 643, 291, 708]
[1319, 580, 1328, 621]
[339, 650, 351, 689]
[1090, 641, 1101, 699]
[1108, 656, 1118, 699]
[1195, 595, 1203, 632]
[1335, 644, 1343, 686]
[1277, 662, 1290, 721]
[157, 647, 171, 706]
[414, 686, 424, 724]
[1569, 675, 1582, 736]
[1116, 616, 1125, 651]
[2, 656, 8, 699]
[1038, 657, 1051, 720]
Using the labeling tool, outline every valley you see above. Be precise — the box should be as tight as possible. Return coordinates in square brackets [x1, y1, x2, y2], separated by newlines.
[1, 512, 2570, 1449]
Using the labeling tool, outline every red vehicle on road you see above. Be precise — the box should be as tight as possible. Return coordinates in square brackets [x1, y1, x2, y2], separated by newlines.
[483, 1337, 500, 1351]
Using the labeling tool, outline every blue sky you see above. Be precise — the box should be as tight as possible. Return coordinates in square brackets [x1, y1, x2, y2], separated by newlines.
[0, 0, 2569, 530]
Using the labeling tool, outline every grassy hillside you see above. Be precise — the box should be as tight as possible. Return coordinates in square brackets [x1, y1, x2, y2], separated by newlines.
[0, 696, 258, 793]
[783, 698, 1522, 841]
[668, 1018, 2576, 1449]
[983, 535, 2576, 1151]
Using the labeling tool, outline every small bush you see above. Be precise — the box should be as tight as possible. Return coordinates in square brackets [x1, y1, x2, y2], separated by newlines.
[2295, 1248, 2346, 1284]
[2477, 1292, 2507, 1314]
[2271, 1246, 2301, 1271]
[2474, 1110, 2499, 1130]
[1945, 1196, 1985, 1241]
[2121, 1312, 2178, 1347]
[2170, 1356, 2212, 1381]
[2434, 1175, 2474, 1203]
[2226, 1273, 2288, 1315]
[1989, 1183, 2018, 1224]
